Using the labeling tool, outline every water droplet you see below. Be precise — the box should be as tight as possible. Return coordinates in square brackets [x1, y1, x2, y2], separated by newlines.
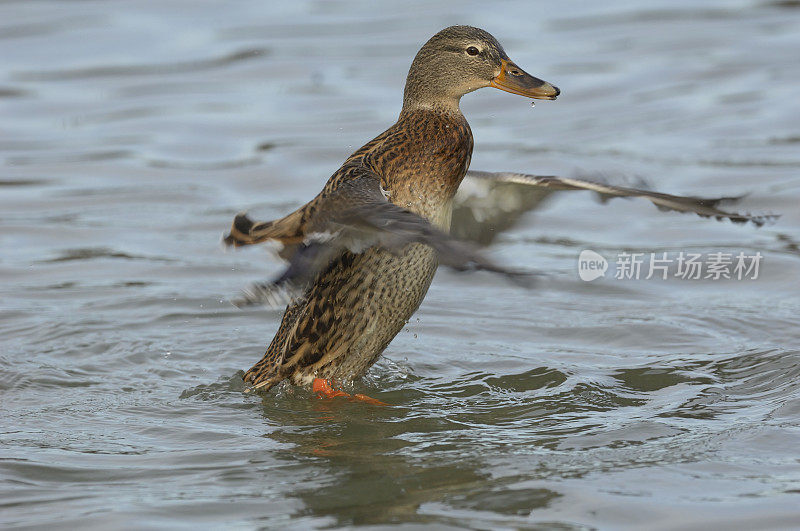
[530, 101, 536, 108]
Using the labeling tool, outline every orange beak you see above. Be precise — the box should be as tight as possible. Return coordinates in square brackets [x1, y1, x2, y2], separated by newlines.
[490, 58, 559, 100]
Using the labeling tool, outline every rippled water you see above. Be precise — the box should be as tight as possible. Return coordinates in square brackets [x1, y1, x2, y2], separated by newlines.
[2, 0, 799, 528]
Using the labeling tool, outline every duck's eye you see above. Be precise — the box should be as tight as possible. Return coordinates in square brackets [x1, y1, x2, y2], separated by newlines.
[466, 46, 480, 56]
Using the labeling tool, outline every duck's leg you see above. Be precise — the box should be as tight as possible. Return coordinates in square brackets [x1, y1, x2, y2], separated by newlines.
[351, 392, 390, 407]
[312, 378, 389, 406]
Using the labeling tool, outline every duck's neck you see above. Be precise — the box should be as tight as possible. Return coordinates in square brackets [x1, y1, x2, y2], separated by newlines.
[401, 67, 464, 116]
[401, 94, 462, 115]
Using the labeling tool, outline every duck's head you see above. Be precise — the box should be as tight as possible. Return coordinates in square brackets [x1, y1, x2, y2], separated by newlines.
[402, 26, 559, 112]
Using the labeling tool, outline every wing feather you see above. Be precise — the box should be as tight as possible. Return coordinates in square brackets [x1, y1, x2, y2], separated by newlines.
[464, 170, 778, 227]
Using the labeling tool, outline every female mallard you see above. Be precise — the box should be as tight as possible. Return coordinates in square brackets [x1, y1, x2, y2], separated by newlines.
[225, 25, 557, 399]
[225, 26, 769, 401]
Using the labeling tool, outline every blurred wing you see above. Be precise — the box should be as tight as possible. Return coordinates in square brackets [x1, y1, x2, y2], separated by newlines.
[452, 171, 553, 245]
[233, 172, 531, 308]
[457, 170, 777, 240]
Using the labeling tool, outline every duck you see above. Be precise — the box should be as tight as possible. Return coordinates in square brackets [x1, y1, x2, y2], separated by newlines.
[225, 25, 771, 403]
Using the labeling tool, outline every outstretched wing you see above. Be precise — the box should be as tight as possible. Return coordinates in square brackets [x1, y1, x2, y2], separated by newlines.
[228, 172, 531, 307]
[455, 171, 777, 243]
[224, 203, 308, 260]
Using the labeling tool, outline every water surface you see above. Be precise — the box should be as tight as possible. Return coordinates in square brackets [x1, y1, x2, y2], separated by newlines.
[2, 0, 799, 528]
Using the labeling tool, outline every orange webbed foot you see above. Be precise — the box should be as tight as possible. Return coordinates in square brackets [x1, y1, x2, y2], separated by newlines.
[312, 378, 351, 398]
[312, 378, 389, 406]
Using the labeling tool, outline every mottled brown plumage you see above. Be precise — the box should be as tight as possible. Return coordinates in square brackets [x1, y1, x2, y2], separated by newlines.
[241, 110, 474, 390]
[225, 26, 559, 391]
